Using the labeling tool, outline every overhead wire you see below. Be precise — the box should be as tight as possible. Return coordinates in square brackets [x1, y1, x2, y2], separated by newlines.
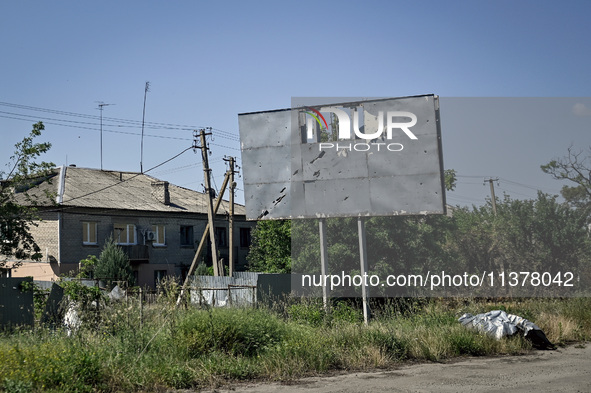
[0, 101, 241, 143]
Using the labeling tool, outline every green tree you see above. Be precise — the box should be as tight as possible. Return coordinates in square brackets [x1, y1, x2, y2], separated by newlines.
[449, 192, 591, 277]
[0, 122, 54, 267]
[444, 169, 457, 191]
[247, 220, 291, 273]
[541, 146, 591, 209]
[94, 237, 135, 285]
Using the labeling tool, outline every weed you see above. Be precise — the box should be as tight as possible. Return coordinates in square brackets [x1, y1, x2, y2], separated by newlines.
[0, 297, 589, 391]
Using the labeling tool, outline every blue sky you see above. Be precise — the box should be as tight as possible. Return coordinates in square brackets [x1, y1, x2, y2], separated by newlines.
[1, 0, 590, 207]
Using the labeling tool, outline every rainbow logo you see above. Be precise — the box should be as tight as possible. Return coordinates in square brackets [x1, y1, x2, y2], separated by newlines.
[303, 107, 329, 133]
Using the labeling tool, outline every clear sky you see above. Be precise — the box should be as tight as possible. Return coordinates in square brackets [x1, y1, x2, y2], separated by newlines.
[1, 0, 590, 207]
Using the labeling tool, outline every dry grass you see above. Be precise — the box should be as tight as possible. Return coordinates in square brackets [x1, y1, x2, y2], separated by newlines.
[0, 297, 589, 392]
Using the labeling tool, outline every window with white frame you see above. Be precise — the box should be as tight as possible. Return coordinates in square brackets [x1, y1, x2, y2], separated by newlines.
[114, 223, 136, 245]
[82, 222, 98, 245]
[151, 224, 166, 246]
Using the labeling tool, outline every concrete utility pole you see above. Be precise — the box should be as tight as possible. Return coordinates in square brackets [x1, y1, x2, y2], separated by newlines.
[485, 178, 499, 215]
[197, 128, 221, 276]
[224, 156, 237, 276]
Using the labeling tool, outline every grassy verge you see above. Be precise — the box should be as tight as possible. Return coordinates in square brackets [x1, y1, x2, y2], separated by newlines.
[1, 297, 590, 392]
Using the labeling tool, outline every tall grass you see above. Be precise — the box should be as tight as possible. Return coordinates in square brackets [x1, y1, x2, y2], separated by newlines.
[1, 297, 590, 392]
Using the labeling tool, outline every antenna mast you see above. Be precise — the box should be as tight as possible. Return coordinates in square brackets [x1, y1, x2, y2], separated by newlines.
[140, 81, 150, 173]
[97, 102, 112, 171]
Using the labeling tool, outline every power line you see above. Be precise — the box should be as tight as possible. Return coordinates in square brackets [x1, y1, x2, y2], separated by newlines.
[0, 113, 195, 141]
[0, 101, 207, 130]
[0, 101, 241, 141]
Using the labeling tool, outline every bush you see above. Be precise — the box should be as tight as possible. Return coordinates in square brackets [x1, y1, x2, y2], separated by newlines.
[176, 308, 287, 357]
[94, 237, 134, 286]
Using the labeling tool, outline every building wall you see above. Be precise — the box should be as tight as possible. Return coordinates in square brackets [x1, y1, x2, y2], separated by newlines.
[8, 211, 60, 281]
[30, 211, 60, 262]
[57, 208, 255, 288]
[7, 207, 255, 288]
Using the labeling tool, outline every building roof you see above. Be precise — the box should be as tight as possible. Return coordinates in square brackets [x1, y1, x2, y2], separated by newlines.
[15, 166, 245, 215]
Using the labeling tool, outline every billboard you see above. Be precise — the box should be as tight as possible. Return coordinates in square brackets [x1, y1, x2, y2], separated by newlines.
[238, 95, 445, 220]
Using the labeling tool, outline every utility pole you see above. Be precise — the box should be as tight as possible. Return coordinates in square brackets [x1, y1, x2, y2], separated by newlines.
[224, 156, 238, 276]
[176, 169, 230, 306]
[196, 128, 221, 276]
[97, 102, 112, 171]
[140, 81, 150, 173]
[485, 177, 499, 215]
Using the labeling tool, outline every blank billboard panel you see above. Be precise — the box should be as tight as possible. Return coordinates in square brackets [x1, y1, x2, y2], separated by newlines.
[238, 95, 446, 220]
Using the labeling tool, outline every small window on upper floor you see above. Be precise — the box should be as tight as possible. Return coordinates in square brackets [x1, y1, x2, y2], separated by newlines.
[180, 225, 194, 247]
[114, 223, 136, 245]
[151, 224, 166, 246]
[82, 222, 98, 245]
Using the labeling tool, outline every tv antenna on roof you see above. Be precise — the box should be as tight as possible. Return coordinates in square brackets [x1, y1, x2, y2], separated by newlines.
[96, 101, 114, 171]
[140, 81, 150, 173]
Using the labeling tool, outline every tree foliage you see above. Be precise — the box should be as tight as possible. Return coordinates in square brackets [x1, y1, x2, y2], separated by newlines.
[449, 192, 590, 276]
[247, 195, 590, 294]
[247, 220, 291, 273]
[0, 122, 54, 267]
[94, 237, 135, 286]
[541, 146, 591, 209]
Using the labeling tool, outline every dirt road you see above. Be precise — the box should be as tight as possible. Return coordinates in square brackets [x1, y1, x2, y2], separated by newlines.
[205, 344, 591, 393]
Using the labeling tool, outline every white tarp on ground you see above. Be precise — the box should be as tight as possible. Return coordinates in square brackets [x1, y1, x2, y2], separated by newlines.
[458, 310, 554, 349]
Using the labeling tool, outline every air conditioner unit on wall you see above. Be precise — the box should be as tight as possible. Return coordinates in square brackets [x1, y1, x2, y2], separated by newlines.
[145, 230, 155, 241]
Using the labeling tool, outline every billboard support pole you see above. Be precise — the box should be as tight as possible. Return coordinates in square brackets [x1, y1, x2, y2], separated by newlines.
[319, 218, 329, 309]
[358, 217, 370, 325]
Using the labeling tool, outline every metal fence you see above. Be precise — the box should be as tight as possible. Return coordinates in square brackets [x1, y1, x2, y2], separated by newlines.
[0, 277, 34, 329]
[189, 273, 259, 307]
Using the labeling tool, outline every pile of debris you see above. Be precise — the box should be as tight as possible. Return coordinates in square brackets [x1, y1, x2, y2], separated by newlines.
[458, 310, 555, 349]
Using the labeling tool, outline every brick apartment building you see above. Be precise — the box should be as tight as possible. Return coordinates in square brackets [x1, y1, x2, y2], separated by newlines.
[2, 166, 254, 288]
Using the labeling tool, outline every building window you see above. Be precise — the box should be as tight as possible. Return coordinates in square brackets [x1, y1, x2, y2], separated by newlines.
[180, 225, 194, 247]
[154, 269, 167, 287]
[240, 227, 251, 248]
[215, 227, 227, 247]
[114, 223, 136, 245]
[151, 224, 166, 246]
[82, 222, 98, 245]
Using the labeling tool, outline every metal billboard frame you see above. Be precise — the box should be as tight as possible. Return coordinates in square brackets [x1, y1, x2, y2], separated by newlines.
[238, 95, 446, 323]
[238, 95, 446, 220]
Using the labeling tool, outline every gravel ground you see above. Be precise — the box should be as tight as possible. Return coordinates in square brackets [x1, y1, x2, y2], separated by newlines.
[200, 343, 591, 393]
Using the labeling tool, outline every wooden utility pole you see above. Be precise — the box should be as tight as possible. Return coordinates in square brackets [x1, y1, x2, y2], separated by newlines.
[176, 168, 230, 306]
[198, 129, 221, 276]
[485, 178, 499, 215]
[225, 157, 237, 276]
